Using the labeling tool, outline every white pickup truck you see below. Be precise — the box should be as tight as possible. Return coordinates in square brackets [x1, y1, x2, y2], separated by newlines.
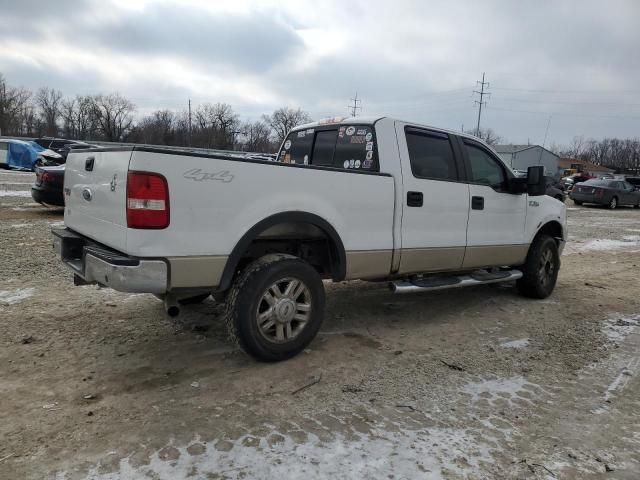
[53, 116, 567, 361]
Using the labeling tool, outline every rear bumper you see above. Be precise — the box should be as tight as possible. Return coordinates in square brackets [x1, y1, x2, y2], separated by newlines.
[31, 186, 64, 207]
[569, 192, 604, 204]
[52, 228, 167, 293]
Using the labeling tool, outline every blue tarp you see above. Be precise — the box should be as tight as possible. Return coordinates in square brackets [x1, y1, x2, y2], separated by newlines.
[5, 141, 40, 171]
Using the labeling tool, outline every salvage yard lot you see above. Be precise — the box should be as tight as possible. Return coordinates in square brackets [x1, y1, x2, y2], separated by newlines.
[1, 170, 640, 479]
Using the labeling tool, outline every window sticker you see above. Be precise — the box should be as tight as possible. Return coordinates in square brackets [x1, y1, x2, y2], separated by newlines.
[363, 159, 373, 168]
[356, 128, 367, 135]
[284, 140, 292, 150]
[355, 160, 361, 168]
[366, 150, 373, 160]
[303, 154, 309, 165]
[343, 160, 350, 169]
[366, 142, 373, 151]
[349, 159, 355, 168]
[345, 126, 356, 136]
[297, 131, 306, 138]
[350, 135, 365, 144]
[365, 132, 373, 142]
[306, 129, 314, 135]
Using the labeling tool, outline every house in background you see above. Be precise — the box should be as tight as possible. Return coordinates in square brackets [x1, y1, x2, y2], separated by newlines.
[494, 144, 560, 177]
[558, 157, 615, 178]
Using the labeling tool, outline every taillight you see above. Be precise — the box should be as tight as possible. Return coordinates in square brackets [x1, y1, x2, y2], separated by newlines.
[594, 188, 604, 199]
[126, 171, 169, 229]
[41, 171, 52, 184]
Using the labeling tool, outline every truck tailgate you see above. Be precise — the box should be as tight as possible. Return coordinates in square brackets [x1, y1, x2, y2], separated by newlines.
[63, 149, 132, 251]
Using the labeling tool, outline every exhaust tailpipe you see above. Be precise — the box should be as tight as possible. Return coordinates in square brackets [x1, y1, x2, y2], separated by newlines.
[163, 295, 180, 317]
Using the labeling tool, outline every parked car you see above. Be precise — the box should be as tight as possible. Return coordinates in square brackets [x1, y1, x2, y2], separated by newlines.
[32, 165, 65, 206]
[0, 139, 63, 171]
[545, 177, 565, 202]
[59, 142, 99, 160]
[34, 137, 89, 156]
[570, 179, 640, 209]
[53, 116, 566, 361]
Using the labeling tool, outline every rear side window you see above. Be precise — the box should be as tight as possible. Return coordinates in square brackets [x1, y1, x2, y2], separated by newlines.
[464, 143, 505, 188]
[405, 129, 457, 181]
[279, 125, 378, 171]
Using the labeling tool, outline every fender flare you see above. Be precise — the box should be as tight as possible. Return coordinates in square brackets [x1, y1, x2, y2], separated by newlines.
[217, 211, 346, 291]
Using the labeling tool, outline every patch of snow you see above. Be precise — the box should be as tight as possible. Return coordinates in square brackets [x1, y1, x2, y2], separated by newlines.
[579, 238, 639, 252]
[0, 190, 32, 197]
[566, 207, 580, 211]
[75, 423, 497, 480]
[602, 314, 640, 342]
[500, 338, 529, 349]
[626, 229, 640, 233]
[10, 223, 30, 228]
[622, 235, 640, 241]
[461, 376, 537, 406]
[0, 287, 35, 305]
[48, 221, 65, 227]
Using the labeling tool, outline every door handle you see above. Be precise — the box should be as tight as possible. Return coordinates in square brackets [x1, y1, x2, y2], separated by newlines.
[472, 196, 484, 210]
[85, 156, 95, 172]
[407, 191, 423, 207]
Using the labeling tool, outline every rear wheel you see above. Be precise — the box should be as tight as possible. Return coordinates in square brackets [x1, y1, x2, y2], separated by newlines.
[517, 235, 560, 299]
[609, 196, 618, 209]
[224, 254, 325, 361]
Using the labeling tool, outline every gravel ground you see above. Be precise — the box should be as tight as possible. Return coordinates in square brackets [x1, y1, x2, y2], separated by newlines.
[1, 170, 640, 479]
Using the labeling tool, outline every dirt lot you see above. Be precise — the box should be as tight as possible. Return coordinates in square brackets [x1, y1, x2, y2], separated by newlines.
[1, 169, 640, 479]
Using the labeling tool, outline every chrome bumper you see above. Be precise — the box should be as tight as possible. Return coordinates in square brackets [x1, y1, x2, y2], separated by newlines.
[52, 228, 167, 294]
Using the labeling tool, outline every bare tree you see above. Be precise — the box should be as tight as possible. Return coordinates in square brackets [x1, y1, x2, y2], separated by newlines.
[465, 127, 502, 146]
[0, 73, 33, 136]
[92, 93, 135, 141]
[241, 120, 273, 152]
[135, 109, 176, 145]
[36, 87, 63, 136]
[263, 107, 311, 144]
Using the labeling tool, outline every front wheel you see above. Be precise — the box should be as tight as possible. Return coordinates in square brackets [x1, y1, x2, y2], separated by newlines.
[609, 196, 618, 209]
[224, 254, 325, 361]
[516, 235, 560, 299]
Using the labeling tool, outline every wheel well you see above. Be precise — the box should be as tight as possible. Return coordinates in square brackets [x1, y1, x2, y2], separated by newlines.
[536, 221, 564, 243]
[218, 212, 346, 292]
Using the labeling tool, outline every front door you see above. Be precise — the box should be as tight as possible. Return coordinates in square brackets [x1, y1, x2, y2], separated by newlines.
[460, 139, 528, 269]
[396, 124, 470, 274]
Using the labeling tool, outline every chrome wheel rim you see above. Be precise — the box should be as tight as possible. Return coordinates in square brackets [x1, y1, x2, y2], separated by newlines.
[610, 198, 617, 209]
[256, 277, 311, 343]
[538, 248, 556, 287]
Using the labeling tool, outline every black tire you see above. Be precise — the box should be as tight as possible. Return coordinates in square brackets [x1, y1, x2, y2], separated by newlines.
[224, 254, 325, 362]
[178, 293, 210, 305]
[609, 196, 618, 209]
[634, 203, 639, 209]
[555, 195, 564, 202]
[573, 200, 583, 205]
[516, 235, 560, 299]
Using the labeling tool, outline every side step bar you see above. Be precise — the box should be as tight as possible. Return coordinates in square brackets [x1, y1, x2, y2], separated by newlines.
[390, 269, 523, 294]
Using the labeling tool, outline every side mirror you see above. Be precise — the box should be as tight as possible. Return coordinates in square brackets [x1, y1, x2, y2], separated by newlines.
[527, 166, 546, 196]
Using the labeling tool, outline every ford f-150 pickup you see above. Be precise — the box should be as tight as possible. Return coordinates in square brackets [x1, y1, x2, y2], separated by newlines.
[52, 116, 567, 361]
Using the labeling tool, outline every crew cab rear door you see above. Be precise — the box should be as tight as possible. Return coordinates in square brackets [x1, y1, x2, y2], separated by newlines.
[395, 123, 470, 274]
[458, 138, 527, 268]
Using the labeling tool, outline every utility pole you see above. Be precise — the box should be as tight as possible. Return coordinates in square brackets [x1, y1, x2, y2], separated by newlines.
[473, 73, 490, 137]
[347, 92, 362, 117]
[188, 98, 192, 147]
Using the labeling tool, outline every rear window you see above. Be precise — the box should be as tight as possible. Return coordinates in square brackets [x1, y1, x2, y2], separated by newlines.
[279, 125, 378, 171]
[582, 180, 610, 187]
[405, 129, 457, 181]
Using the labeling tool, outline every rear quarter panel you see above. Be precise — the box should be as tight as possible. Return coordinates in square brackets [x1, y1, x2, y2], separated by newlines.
[126, 151, 396, 259]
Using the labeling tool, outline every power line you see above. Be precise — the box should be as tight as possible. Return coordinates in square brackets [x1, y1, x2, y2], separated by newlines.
[491, 86, 640, 95]
[347, 92, 362, 117]
[473, 72, 490, 136]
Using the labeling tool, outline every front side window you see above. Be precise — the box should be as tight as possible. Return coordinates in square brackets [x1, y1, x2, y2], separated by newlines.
[464, 143, 505, 188]
[405, 129, 457, 181]
[279, 128, 314, 164]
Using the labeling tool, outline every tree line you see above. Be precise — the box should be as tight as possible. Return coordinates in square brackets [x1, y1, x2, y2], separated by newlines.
[0, 73, 310, 153]
[550, 136, 640, 173]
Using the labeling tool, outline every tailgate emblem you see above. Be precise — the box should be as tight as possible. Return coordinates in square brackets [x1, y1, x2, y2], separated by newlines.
[82, 188, 93, 201]
[110, 174, 117, 192]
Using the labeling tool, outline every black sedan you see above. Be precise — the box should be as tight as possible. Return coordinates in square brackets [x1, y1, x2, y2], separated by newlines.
[570, 179, 640, 209]
[31, 165, 65, 207]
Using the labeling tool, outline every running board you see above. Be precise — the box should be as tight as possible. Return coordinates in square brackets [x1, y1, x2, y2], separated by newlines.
[390, 270, 523, 294]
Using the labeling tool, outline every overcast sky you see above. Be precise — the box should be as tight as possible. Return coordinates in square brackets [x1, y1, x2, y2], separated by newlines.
[0, 0, 639, 145]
